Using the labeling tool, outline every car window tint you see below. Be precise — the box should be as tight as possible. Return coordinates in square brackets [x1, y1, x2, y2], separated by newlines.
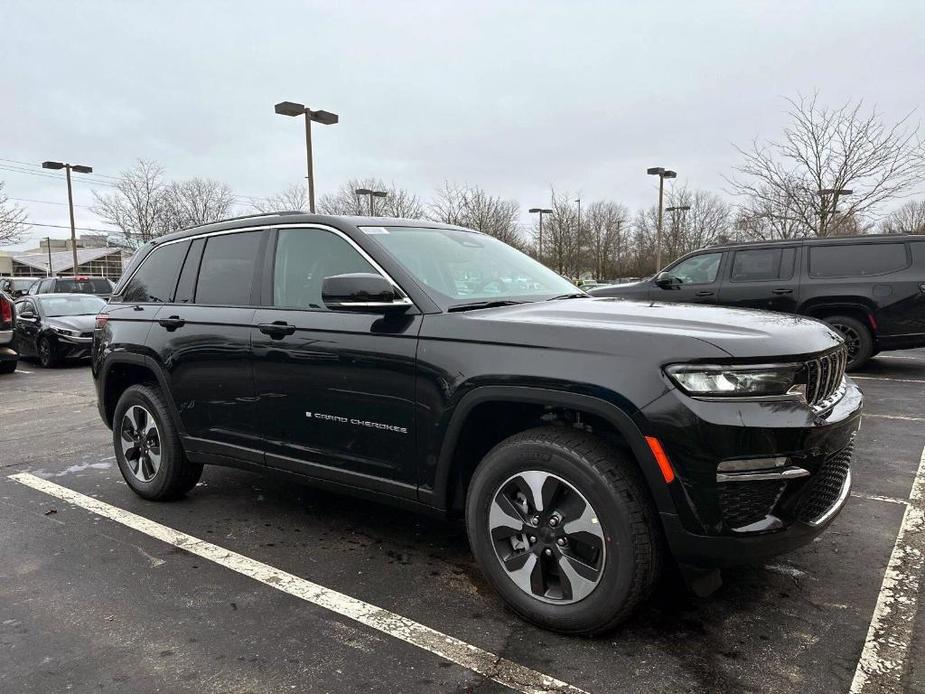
[174, 238, 205, 304]
[671, 253, 722, 284]
[121, 241, 190, 303]
[54, 279, 113, 293]
[273, 228, 377, 309]
[195, 231, 262, 305]
[730, 247, 796, 282]
[810, 243, 908, 278]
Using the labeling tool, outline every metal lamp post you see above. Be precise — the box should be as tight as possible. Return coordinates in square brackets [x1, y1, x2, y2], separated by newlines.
[647, 167, 677, 271]
[817, 188, 853, 236]
[355, 188, 388, 216]
[274, 101, 339, 213]
[41, 160, 93, 279]
[528, 207, 553, 259]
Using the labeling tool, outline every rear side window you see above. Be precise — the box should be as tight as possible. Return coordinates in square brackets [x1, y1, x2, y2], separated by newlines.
[810, 243, 908, 278]
[121, 241, 190, 303]
[731, 247, 796, 282]
[173, 238, 205, 304]
[195, 231, 262, 305]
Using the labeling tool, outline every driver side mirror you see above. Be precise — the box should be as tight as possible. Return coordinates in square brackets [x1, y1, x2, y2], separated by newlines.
[18, 309, 35, 320]
[322, 273, 411, 313]
[654, 271, 681, 289]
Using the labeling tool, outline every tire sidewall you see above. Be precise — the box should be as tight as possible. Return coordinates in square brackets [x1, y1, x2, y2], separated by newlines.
[38, 337, 56, 368]
[113, 385, 182, 499]
[825, 314, 873, 370]
[466, 436, 642, 633]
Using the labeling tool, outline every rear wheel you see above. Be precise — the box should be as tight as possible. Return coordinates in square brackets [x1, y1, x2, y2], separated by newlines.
[465, 426, 662, 635]
[825, 315, 873, 370]
[37, 337, 60, 368]
[113, 384, 203, 500]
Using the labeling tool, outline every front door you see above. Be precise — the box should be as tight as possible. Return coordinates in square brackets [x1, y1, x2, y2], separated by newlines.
[252, 226, 420, 490]
[653, 251, 725, 303]
[13, 298, 39, 357]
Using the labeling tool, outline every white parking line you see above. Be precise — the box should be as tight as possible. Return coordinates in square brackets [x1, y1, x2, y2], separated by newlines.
[7, 472, 585, 694]
[864, 414, 925, 423]
[850, 492, 909, 506]
[875, 355, 925, 361]
[850, 443, 925, 693]
[852, 375, 925, 385]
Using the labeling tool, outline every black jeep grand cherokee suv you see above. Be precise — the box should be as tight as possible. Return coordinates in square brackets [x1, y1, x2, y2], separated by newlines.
[93, 213, 863, 634]
[590, 234, 925, 370]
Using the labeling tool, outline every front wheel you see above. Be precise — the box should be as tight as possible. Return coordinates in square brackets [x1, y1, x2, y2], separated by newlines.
[113, 384, 203, 500]
[825, 315, 874, 371]
[37, 337, 60, 368]
[465, 427, 662, 635]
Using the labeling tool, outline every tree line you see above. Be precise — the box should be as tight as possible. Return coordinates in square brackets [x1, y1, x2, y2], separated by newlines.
[2, 92, 923, 278]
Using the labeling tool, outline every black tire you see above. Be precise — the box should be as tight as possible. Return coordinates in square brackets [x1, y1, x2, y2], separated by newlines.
[824, 315, 874, 371]
[0, 360, 16, 374]
[37, 337, 60, 368]
[113, 384, 203, 501]
[465, 426, 662, 635]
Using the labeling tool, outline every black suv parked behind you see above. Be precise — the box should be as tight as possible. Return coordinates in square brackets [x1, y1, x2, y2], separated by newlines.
[92, 213, 863, 634]
[589, 235, 925, 369]
[27, 276, 114, 298]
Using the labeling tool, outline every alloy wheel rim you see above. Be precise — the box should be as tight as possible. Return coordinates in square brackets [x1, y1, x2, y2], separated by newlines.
[39, 340, 50, 364]
[488, 470, 606, 604]
[120, 405, 162, 482]
[831, 322, 861, 360]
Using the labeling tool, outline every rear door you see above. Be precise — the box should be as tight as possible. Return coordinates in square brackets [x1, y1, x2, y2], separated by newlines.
[651, 251, 725, 303]
[717, 246, 799, 312]
[251, 226, 420, 491]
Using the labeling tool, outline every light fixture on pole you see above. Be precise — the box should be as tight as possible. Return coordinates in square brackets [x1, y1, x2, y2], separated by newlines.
[647, 167, 677, 272]
[355, 188, 388, 216]
[274, 101, 339, 213]
[528, 207, 553, 259]
[41, 160, 93, 279]
[817, 188, 853, 236]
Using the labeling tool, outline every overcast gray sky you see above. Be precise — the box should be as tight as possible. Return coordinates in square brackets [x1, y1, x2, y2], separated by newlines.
[2, 0, 923, 250]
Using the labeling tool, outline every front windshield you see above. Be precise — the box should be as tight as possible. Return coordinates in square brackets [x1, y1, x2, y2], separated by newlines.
[39, 295, 106, 317]
[362, 226, 579, 306]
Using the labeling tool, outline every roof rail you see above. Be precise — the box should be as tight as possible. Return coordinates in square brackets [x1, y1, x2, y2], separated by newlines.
[204, 210, 305, 225]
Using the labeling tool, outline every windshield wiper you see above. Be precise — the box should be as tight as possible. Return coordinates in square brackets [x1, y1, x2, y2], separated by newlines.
[545, 292, 589, 301]
[448, 300, 527, 313]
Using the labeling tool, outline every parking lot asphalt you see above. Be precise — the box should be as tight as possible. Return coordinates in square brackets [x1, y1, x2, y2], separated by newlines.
[1, 351, 924, 694]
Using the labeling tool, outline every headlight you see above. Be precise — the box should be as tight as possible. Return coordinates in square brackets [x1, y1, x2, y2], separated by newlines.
[52, 327, 79, 337]
[665, 363, 802, 397]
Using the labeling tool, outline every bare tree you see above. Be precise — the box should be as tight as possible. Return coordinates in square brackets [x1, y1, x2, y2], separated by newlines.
[92, 160, 167, 247]
[0, 181, 28, 246]
[536, 190, 580, 277]
[584, 201, 628, 280]
[251, 184, 308, 213]
[729, 93, 925, 237]
[318, 178, 426, 219]
[429, 182, 522, 247]
[880, 199, 925, 235]
[161, 178, 236, 232]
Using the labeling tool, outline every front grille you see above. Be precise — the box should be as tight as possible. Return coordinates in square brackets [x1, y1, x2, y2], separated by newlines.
[794, 440, 853, 523]
[805, 347, 848, 407]
[718, 479, 785, 528]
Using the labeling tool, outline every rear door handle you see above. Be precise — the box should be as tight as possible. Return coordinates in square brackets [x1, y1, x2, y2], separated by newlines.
[695, 290, 714, 297]
[771, 288, 793, 295]
[258, 321, 296, 338]
[157, 315, 185, 331]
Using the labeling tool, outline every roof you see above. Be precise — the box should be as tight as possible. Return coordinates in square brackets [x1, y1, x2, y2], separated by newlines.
[704, 233, 923, 253]
[149, 212, 473, 246]
[11, 247, 123, 274]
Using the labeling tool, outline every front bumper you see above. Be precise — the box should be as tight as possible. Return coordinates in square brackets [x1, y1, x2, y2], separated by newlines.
[52, 334, 92, 360]
[637, 378, 863, 568]
[0, 345, 17, 364]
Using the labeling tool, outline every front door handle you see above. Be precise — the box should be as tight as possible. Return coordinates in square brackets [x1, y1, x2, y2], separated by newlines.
[158, 315, 185, 331]
[258, 321, 296, 339]
[771, 288, 793, 295]
[695, 290, 714, 297]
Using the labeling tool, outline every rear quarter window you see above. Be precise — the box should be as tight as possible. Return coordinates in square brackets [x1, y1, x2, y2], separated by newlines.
[809, 243, 909, 278]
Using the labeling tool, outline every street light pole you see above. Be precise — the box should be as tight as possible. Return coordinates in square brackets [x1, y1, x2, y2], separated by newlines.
[42, 160, 92, 279]
[275, 101, 339, 213]
[529, 207, 553, 260]
[355, 188, 388, 216]
[647, 167, 678, 272]
[46, 237, 53, 278]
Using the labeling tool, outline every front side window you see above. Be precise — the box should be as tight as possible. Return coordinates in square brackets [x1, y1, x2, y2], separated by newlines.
[121, 241, 190, 303]
[670, 253, 722, 285]
[810, 243, 908, 278]
[195, 231, 262, 305]
[731, 247, 796, 282]
[274, 228, 378, 309]
[362, 226, 577, 306]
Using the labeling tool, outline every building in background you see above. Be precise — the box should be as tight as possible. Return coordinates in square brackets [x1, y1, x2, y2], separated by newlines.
[0, 235, 129, 280]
